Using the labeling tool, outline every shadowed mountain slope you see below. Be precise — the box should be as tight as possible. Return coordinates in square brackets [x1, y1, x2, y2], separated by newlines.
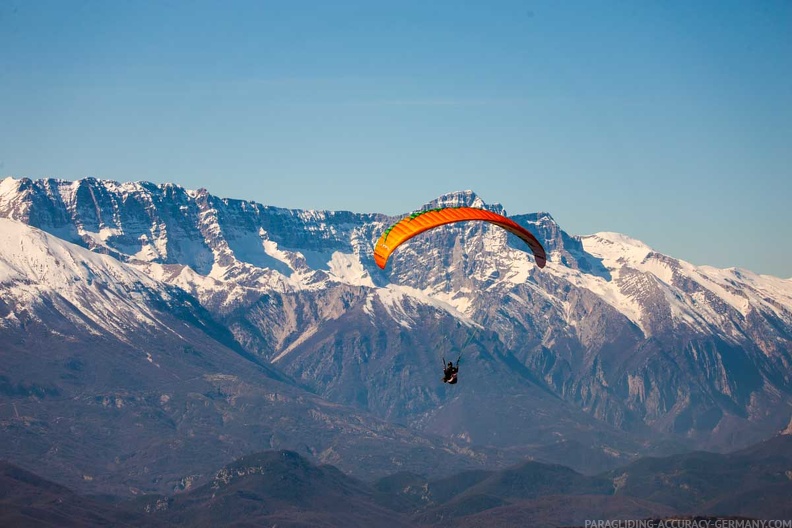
[4, 437, 789, 527]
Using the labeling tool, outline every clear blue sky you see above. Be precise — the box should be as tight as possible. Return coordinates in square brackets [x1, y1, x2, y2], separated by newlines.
[2, 1, 790, 277]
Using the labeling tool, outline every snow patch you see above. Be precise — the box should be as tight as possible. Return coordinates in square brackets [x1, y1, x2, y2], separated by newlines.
[373, 284, 479, 329]
[328, 251, 374, 287]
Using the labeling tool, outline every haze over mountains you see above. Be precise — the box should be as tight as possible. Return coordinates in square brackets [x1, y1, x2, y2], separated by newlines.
[3, 435, 791, 527]
[1, 176, 791, 498]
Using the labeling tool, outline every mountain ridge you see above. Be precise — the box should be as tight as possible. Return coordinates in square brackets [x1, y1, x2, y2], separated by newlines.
[2, 435, 790, 527]
[1, 176, 791, 494]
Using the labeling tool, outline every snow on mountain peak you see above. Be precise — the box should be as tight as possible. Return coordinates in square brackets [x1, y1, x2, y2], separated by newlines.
[0, 217, 159, 291]
[581, 232, 655, 267]
[4, 176, 791, 342]
[0, 176, 20, 197]
[0, 177, 29, 220]
[0, 217, 190, 341]
[588, 231, 653, 250]
[422, 190, 502, 213]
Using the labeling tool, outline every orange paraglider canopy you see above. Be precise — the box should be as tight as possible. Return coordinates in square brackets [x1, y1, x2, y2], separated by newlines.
[374, 206, 546, 269]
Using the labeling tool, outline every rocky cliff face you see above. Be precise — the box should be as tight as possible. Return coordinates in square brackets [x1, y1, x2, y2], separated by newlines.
[2, 176, 791, 461]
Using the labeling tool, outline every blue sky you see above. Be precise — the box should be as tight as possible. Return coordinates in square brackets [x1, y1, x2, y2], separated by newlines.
[2, 1, 790, 277]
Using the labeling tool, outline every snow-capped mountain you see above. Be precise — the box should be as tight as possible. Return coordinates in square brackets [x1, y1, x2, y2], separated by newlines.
[2, 176, 791, 465]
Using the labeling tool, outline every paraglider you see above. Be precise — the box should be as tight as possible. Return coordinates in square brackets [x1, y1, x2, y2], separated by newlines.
[373, 205, 547, 386]
[374, 206, 546, 270]
[442, 357, 460, 384]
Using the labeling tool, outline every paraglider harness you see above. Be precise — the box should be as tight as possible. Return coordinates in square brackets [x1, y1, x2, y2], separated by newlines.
[442, 355, 460, 384]
[439, 311, 489, 385]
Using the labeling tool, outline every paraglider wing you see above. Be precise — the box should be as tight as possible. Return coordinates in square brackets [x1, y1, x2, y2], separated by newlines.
[374, 206, 547, 269]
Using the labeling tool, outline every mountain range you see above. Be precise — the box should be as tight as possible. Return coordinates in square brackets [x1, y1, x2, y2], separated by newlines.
[3, 435, 791, 527]
[1, 176, 791, 496]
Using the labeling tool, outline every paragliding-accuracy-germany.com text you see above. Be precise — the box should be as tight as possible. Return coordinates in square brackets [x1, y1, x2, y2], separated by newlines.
[584, 520, 792, 528]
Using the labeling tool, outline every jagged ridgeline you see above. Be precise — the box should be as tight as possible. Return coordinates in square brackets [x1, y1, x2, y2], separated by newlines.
[1, 176, 792, 496]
